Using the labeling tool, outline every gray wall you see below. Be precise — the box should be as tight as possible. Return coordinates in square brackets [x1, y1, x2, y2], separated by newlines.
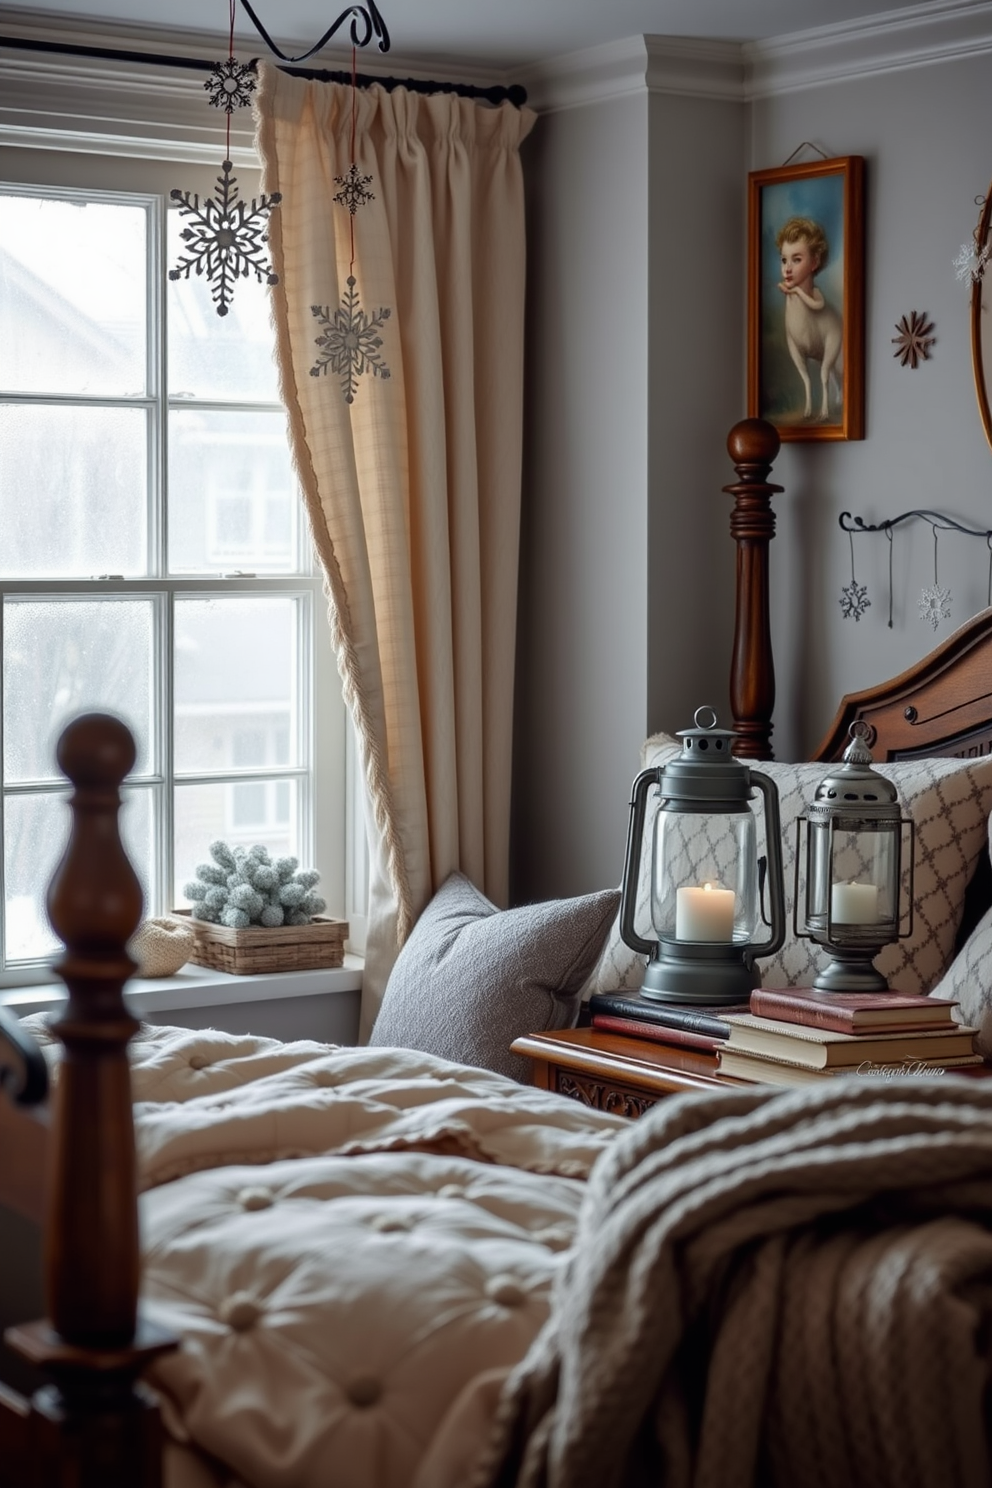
[512, 34, 992, 903]
[751, 53, 992, 760]
[512, 91, 651, 903]
[512, 74, 746, 904]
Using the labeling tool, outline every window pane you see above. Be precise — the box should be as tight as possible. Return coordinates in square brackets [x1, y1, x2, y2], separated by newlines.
[168, 409, 298, 574]
[4, 600, 154, 781]
[174, 597, 300, 773]
[4, 786, 154, 963]
[167, 202, 281, 402]
[174, 778, 298, 907]
[0, 404, 147, 578]
[0, 193, 147, 397]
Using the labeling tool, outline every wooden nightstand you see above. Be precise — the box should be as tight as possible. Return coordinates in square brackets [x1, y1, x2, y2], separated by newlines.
[511, 1027, 739, 1118]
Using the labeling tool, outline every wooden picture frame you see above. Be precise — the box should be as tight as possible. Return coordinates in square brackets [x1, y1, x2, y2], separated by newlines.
[747, 155, 865, 442]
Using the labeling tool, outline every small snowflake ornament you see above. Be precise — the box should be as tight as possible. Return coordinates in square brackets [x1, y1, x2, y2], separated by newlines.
[954, 240, 989, 286]
[334, 164, 375, 216]
[840, 580, 871, 622]
[310, 277, 391, 403]
[891, 310, 935, 369]
[204, 57, 256, 113]
[919, 583, 952, 631]
[169, 160, 282, 317]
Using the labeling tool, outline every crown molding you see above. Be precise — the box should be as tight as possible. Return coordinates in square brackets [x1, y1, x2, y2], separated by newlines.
[744, 0, 992, 98]
[521, 34, 745, 113]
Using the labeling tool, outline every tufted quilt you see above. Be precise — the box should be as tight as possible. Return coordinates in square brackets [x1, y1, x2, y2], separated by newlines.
[23, 1018, 626, 1488]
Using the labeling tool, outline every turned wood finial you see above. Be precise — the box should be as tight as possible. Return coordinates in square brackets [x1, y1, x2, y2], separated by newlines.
[724, 419, 783, 760]
[45, 713, 143, 1347]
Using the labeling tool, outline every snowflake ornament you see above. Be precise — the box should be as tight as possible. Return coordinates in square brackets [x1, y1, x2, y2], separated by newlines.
[169, 160, 282, 317]
[334, 164, 375, 215]
[954, 240, 990, 286]
[839, 580, 871, 622]
[891, 310, 936, 369]
[919, 584, 952, 631]
[204, 57, 256, 113]
[310, 277, 391, 404]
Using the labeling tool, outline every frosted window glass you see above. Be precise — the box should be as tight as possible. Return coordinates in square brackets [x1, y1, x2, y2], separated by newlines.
[174, 779, 298, 907]
[0, 193, 147, 397]
[3, 600, 154, 781]
[168, 409, 297, 573]
[4, 787, 153, 963]
[0, 404, 147, 578]
[167, 200, 280, 403]
[174, 597, 298, 774]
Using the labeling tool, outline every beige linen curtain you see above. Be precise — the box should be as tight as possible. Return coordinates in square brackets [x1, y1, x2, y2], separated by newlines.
[254, 64, 536, 1036]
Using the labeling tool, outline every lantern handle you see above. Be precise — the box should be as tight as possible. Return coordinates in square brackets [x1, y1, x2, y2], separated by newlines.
[618, 767, 662, 959]
[747, 770, 786, 959]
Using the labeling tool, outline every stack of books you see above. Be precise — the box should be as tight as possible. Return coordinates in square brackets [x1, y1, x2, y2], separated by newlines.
[718, 987, 982, 1085]
[587, 986, 983, 1085]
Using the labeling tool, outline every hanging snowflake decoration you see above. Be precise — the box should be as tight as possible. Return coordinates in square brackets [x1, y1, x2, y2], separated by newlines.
[169, 161, 282, 317]
[839, 580, 871, 622]
[919, 583, 952, 631]
[310, 277, 391, 404]
[954, 240, 989, 286]
[334, 164, 376, 216]
[891, 310, 935, 369]
[204, 57, 256, 113]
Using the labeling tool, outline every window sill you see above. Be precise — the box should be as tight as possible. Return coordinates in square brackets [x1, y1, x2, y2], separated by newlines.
[1, 954, 364, 1026]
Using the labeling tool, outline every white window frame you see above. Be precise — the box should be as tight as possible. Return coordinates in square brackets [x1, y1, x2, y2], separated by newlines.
[0, 145, 365, 984]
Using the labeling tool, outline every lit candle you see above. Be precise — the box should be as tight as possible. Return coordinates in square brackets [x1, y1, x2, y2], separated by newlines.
[830, 881, 879, 924]
[675, 882, 736, 942]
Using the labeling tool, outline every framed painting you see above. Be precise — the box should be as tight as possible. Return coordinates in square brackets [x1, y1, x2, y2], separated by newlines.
[747, 155, 865, 442]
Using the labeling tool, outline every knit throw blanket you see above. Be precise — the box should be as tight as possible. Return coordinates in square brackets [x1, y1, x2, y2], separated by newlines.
[470, 1078, 992, 1488]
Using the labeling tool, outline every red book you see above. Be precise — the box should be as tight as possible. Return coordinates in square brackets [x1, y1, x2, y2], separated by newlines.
[749, 986, 959, 1035]
[591, 1013, 722, 1054]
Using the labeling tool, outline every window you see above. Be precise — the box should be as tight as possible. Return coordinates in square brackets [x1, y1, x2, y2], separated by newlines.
[0, 163, 353, 981]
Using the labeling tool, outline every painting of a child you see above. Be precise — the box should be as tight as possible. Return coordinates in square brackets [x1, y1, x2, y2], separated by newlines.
[748, 157, 864, 442]
[776, 217, 842, 422]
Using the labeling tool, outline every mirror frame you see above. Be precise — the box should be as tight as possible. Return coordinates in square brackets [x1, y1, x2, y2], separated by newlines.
[972, 182, 992, 449]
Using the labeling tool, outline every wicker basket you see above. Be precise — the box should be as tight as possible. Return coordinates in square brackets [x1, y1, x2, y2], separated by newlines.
[172, 910, 348, 976]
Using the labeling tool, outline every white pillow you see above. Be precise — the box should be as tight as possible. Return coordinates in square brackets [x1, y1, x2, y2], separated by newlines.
[591, 734, 992, 1000]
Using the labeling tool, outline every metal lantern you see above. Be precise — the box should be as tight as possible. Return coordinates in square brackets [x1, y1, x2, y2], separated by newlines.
[619, 708, 786, 1006]
[795, 722, 914, 993]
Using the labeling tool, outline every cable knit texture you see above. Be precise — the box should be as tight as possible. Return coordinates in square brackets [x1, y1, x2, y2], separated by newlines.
[470, 1078, 992, 1488]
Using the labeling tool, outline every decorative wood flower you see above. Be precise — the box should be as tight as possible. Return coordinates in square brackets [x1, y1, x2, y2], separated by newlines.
[892, 311, 936, 369]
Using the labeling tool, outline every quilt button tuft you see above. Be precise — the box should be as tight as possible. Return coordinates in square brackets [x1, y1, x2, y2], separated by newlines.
[346, 1376, 382, 1408]
[219, 1293, 263, 1331]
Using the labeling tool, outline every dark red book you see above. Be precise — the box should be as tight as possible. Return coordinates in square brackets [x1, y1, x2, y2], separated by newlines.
[749, 986, 959, 1035]
[591, 1013, 723, 1054]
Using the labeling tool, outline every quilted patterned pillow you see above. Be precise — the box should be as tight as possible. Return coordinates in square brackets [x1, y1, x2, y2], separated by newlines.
[590, 733, 992, 1000]
[928, 818, 992, 1057]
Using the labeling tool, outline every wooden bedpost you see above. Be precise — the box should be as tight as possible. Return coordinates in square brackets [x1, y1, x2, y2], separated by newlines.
[725, 418, 782, 759]
[5, 714, 176, 1487]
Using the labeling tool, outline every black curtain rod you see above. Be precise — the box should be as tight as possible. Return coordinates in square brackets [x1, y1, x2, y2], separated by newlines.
[0, 32, 527, 107]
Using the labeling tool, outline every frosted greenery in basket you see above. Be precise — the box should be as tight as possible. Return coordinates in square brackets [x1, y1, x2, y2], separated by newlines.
[184, 841, 327, 930]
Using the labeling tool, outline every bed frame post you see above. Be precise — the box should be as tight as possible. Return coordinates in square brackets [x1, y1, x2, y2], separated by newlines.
[4, 714, 175, 1488]
[725, 418, 783, 760]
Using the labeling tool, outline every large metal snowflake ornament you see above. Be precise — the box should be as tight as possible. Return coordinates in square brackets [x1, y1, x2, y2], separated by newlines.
[334, 164, 375, 215]
[919, 583, 952, 631]
[169, 161, 282, 317]
[204, 57, 256, 113]
[310, 277, 391, 404]
[840, 580, 871, 622]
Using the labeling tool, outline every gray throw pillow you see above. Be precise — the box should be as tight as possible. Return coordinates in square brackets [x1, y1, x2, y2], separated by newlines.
[369, 872, 621, 1082]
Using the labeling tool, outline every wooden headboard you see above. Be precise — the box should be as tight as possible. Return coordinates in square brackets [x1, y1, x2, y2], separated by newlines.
[725, 418, 992, 765]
